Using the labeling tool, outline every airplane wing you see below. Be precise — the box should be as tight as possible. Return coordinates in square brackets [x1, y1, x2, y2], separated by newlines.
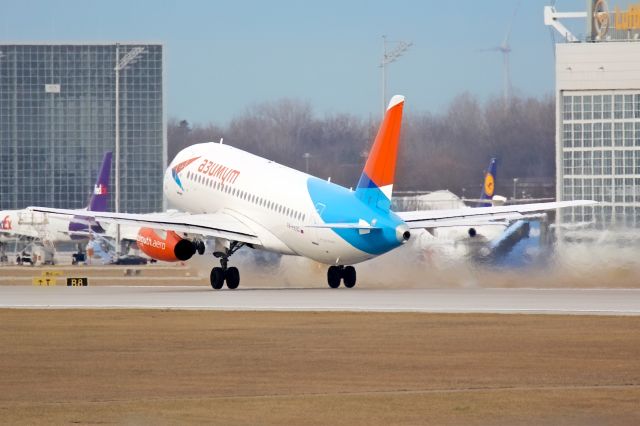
[0, 228, 40, 239]
[27, 207, 261, 245]
[306, 218, 381, 230]
[416, 219, 509, 228]
[396, 200, 596, 229]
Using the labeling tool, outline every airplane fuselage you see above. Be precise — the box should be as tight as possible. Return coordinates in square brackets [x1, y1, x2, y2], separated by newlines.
[164, 143, 409, 265]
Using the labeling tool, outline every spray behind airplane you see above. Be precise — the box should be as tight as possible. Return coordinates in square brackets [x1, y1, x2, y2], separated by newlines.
[32, 96, 595, 289]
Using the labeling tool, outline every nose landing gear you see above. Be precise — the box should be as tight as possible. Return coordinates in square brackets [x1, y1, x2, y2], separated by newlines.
[327, 265, 357, 289]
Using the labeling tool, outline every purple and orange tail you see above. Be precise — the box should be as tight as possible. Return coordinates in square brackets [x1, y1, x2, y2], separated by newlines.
[355, 95, 405, 210]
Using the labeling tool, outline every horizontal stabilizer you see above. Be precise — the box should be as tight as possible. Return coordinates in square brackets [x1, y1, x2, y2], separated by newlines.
[305, 223, 380, 230]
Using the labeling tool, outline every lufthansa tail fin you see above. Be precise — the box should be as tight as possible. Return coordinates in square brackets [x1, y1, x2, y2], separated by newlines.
[355, 95, 405, 211]
[478, 157, 498, 207]
[87, 152, 112, 212]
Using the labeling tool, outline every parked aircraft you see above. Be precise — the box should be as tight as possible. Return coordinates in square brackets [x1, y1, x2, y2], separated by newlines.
[1, 152, 112, 261]
[427, 157, 507, 242]
[479, 157, 498, 207]
[31, 96, 594, 289]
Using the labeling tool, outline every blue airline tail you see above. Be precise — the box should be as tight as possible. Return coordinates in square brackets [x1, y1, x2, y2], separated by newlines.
[478, 158, 497, 207]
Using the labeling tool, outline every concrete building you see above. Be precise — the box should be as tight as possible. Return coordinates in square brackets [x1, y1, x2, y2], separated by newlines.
[548, 2, 640, 231]
[0, 43, 165, 213]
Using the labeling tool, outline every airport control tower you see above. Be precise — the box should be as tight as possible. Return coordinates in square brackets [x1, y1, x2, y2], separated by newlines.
[0, 43, 165, 213]
[547, 1, 640, 236]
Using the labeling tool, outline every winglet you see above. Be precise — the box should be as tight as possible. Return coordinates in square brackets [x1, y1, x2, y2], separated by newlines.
[355, 95, 405, 210]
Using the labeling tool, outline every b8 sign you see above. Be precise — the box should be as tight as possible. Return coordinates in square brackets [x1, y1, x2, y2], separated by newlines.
[66, 277, 88, 287]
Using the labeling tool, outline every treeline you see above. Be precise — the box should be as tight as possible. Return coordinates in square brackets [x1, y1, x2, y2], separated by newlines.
[168, 93, 555, 197]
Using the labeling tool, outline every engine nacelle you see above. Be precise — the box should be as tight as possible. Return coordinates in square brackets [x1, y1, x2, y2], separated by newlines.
[136, 227, 196, 262]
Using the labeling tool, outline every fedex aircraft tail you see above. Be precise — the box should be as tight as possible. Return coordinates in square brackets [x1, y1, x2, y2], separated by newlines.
[479, 157, 498, 207]
[68, 152, 112, 238]
[87, 151, 112, 212]
[355, 95, 405, 211]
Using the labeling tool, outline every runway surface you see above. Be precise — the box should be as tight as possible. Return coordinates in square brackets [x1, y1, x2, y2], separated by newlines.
[1, 286, 640, 314]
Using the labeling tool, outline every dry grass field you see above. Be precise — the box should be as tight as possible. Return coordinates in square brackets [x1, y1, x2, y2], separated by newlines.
[1, 310, 639, 425]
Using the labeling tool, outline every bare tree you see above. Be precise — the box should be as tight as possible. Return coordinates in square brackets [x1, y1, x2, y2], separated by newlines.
[168, 93, 556, 197]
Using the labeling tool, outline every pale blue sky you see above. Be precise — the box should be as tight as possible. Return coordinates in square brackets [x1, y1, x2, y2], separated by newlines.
[2, 0, 587, 123]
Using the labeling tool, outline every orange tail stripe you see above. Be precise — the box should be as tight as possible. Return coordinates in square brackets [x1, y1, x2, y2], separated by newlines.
[363, 97, 404, 188]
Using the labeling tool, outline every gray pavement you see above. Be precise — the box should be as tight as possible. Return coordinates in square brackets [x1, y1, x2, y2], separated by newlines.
[1, 286, 640, 315]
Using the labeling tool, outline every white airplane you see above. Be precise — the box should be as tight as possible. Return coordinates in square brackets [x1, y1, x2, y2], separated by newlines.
[426, 157, 507, 242]
[1, 152, 112, 249]
[31, 96, 594, 289]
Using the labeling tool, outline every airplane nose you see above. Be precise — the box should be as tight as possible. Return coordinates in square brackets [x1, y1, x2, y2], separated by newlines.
[396, 224, 411, 243]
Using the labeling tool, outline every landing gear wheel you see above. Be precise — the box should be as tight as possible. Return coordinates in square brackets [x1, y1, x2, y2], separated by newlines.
[343, 266, 356, 288]
[327, 266, 341, 289]
[210, 267, 225, 290]
[225, 267, 240, 289]
[196, 241, 206, 255]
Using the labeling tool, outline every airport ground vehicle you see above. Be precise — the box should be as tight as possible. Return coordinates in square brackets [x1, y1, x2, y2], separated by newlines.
[16, 244, 55, 266]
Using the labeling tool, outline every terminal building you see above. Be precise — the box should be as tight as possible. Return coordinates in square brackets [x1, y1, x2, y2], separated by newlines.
[0, 43, 165, 213]
[547, 1, 640, 231]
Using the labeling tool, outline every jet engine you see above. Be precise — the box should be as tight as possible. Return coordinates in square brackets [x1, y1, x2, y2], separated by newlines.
[136, 228, 196, 262]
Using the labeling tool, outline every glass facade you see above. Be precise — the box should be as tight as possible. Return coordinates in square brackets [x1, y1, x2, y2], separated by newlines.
[0, 43, 164, 213]
[560, 91, 640, 228]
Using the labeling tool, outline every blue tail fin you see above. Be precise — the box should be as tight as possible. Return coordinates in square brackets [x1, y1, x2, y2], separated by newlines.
[479, 158, 497, 207]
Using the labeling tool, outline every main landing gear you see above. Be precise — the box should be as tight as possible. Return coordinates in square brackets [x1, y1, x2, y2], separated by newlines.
[327, 265, 357, 289]
[209, 241, 244, 290]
